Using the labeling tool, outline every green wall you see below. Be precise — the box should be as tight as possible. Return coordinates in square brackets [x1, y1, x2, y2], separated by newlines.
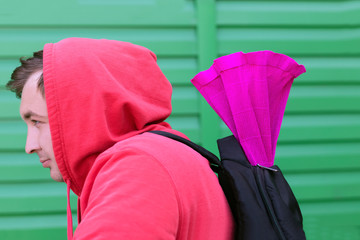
[0, 0, 359, 239]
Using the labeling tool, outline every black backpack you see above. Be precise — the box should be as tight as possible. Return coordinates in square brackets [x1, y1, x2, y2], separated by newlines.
[150, 131, 306, 240]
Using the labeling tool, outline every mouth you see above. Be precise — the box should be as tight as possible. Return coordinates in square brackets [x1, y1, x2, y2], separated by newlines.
[40, 159, 51, 168]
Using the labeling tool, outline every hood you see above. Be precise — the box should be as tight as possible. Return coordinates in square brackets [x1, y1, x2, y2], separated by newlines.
[43, 38, 172, 196]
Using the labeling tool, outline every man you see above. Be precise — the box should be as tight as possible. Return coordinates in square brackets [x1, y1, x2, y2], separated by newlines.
[7, 38, 234, 239]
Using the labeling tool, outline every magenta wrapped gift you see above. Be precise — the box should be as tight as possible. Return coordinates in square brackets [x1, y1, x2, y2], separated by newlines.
[191, 51, 306, 167]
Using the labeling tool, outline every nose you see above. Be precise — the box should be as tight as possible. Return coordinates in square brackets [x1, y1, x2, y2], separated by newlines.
[25, 127, 40, 154]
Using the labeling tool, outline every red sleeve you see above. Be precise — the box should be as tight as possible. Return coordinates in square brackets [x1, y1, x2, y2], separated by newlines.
[73, 150, 180, 239]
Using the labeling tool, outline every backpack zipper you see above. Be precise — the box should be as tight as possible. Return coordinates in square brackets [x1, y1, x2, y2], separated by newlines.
[254, 166, 286, 240]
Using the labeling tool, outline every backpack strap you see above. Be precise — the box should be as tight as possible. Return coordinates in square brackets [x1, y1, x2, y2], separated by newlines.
[149, 131, 223, 173]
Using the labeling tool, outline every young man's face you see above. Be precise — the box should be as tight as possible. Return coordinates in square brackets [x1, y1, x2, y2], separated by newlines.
[19, 71, 63, 182]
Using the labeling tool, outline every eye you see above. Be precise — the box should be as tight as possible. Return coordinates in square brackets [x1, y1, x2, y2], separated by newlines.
[31, 120, 41, 127]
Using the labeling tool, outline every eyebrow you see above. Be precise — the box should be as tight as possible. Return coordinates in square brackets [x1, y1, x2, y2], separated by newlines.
[22, 111, 47, 120]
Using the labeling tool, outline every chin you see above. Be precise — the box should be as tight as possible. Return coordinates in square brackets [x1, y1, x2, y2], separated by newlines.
[51, 172, 64, 182]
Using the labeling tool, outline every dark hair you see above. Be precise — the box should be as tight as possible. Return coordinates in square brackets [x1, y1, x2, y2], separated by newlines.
[6, 50, 44, 98]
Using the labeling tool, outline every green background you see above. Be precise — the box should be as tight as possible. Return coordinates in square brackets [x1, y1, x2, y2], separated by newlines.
[0, 0, 360, 239]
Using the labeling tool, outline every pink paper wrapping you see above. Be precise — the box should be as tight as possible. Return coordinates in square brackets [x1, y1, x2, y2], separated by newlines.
[191, 51, 306, 167]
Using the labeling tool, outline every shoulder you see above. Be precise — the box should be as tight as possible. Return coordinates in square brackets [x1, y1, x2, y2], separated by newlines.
[100, 131, 208, 170]
[91, 131, 216, 199]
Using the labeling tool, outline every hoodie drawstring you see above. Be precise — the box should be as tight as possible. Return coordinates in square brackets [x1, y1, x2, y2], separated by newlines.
[67, 180, 74, 240]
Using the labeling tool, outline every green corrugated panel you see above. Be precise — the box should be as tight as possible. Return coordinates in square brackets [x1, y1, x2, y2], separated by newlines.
[217, 1, 360, 27]
[301, 201, 360, 240]
[0, 91, 20, 118]
[0, 0, 196, 26]
[295, 57, 360, 84]
[218, 28, 360, 56]
[215, 1, 360, 239]
[157, 58, 198, 85]
[1, 0, 360, 239]
[0, 183, 77, 215]
[0, 1, 199, 239]
[0, 214, 78, 240]
[0, 120, 26, 151]
[0, 154, 47, 182]
[276, 142, 360, 172]
[0, 60, 19, 87]
[0, 215, 68, 240]
[0, 28, 197, 58]
[287, 86, 360, 113]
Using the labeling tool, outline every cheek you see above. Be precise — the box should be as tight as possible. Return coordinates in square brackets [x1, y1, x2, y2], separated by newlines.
[39, 124, 55, 158]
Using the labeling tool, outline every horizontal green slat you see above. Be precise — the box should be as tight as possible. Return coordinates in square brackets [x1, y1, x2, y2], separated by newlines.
[0, 59, 19, 87]
[171, 86, 198, 115]
[0, 214, 67, 240]
[0, 0, 195, 26]
[167, 116, 199, 143]
[0, 28, 197, 57]
[286, 85, 360, 113]
[217, 1, 360, 27]
[279, 114, 360, 143]
[218, 28, 360, 56]
[221, 114, 360, 143]
[301, 200, 360, 240]
[0, 214, 77, 229]
[0, 228, 66, 240]
[0, 153, 50, 182]
[157, 58, 197, 85]
[0, 121, 26, 150]
[286, 172, 360, 202]
[276, 142, 360, 172]
[295, 57, 360, 84]
[0, 91, 20, 118]
[0, 183, 77, 215]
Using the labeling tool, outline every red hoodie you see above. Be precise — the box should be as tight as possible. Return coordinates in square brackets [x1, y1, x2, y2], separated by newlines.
[43, 38, 234, 239]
